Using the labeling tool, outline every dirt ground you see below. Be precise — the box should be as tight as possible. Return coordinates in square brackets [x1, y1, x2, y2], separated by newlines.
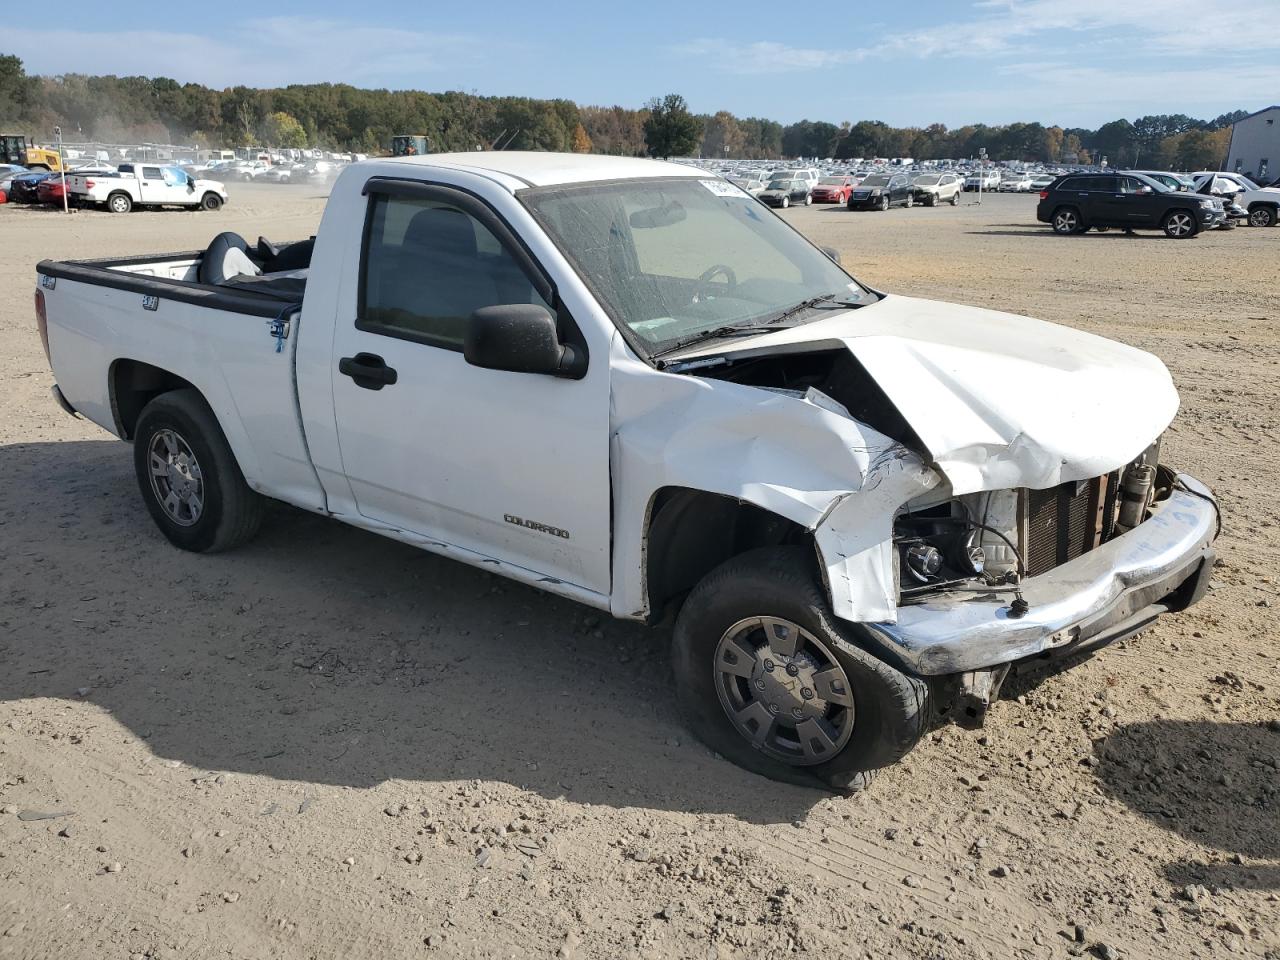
[0, 184, 1276, 960]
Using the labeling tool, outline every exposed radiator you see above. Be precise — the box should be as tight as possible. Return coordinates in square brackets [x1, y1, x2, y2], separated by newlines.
[1022, 473, 1119, 577]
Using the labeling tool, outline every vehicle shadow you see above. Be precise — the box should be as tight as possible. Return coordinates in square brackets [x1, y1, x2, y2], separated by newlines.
[966, 229, 1166, 240]
[0, 440, 821, 824]
[1093, 719, 1280, 890]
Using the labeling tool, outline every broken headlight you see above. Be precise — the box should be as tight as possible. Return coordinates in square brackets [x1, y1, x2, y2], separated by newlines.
[894, 511, 1002, 595]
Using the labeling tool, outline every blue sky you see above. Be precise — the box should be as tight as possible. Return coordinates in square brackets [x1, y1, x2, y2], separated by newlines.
[8, 0, 1278, 127]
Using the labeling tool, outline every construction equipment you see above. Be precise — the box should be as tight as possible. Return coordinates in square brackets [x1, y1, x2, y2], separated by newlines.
[0, 134, 64, 171]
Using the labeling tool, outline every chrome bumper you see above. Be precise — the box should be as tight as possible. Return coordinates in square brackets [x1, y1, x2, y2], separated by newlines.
[863, 473, 1219, 676]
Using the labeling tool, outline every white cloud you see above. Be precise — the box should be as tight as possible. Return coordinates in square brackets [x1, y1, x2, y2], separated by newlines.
[5, 19, 510, 89]
[676, 0, 1280, 76]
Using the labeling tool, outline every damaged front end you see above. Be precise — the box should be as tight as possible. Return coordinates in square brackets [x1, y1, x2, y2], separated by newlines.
[673, 335, 1219, 717]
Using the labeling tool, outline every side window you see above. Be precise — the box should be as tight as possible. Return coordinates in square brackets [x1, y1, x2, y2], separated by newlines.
[142, 166, 163, 179]
[1117, 177, 1139, 194]
[358, 192, 551, 351]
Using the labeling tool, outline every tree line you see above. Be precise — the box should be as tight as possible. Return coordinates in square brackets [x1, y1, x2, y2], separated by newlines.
[0, 54, 1246, 169]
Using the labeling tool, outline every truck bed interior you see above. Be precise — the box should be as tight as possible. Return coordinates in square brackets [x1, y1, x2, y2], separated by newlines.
[37, 233, 314, 317]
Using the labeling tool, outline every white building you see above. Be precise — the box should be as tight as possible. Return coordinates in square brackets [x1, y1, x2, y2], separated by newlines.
[1226, 105, 1280, 182]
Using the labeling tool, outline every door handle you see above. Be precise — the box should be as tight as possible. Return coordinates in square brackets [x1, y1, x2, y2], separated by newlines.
[339, 352, 398, 390]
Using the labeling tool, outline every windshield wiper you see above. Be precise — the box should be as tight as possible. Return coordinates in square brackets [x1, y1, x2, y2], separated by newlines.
[652, 324, 778, 361]
[762, 291, 862, 326]
[651, 293, 863, 364]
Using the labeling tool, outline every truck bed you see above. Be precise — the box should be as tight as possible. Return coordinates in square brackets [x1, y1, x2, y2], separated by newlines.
[36, 242, 326, 515]
[38, 248, 308, 315]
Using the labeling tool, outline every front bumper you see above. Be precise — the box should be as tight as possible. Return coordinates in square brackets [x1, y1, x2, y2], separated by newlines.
[862, 473, 1219, 676]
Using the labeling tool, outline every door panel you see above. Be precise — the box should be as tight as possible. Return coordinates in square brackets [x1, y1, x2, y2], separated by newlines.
[328, 185, 611, 593]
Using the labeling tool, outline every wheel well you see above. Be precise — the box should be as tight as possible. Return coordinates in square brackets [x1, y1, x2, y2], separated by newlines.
[109, 359, 196, 439]
[644, 488, 809, 624]
[1248, 200, 1278, 209]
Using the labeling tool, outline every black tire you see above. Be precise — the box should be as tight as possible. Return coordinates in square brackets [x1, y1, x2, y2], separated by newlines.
[1094, 226, 1111, 233]
[1051, 206, 1083, 234]
[132, 389, 264, 553]
[904, 194, 913, 209]
[201, 192, 223, 211]
[1247, 204, 1276, 228]
[924, 194, 936, 207]
[878, 195, 889, 211]
[804, 193, 812, 206]
[780, 196, 789, 209]
[1162, 209, 1198, 239]
[671, 547, 930, 792]
[107, 192, 132, 214]
[950, 191, 960, 206]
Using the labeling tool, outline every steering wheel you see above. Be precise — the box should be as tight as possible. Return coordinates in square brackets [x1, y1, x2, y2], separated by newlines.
[694, 263, 738, 303]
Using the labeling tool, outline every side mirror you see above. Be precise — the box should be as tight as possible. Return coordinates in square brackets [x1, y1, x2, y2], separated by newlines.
[821, 246, 841, 264]
[464, 304, 585, 379]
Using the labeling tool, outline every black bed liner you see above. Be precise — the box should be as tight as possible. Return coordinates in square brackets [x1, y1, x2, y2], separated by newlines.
[36, 253, 303, 319]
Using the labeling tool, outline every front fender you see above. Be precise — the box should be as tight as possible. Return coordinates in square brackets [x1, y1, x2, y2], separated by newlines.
[607, 339, 939, 622]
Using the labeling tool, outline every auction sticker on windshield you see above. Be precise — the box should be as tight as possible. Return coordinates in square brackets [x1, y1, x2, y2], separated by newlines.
[699, 179, 750, 199]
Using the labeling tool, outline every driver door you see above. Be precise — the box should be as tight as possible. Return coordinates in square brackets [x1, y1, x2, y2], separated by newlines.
[327, 181, 611, 593]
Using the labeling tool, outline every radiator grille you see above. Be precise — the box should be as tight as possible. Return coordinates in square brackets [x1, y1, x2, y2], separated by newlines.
[1022, 473, 1118, 577]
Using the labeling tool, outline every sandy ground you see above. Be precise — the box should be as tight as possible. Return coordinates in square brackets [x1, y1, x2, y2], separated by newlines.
[0, 184, 1277, 960]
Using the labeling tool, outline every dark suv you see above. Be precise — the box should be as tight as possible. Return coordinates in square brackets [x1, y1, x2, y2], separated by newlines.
[1036, 172, 1222, 238]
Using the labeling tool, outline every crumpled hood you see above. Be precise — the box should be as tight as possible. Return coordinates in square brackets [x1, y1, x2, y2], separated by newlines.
[678, 294, 1179, 495]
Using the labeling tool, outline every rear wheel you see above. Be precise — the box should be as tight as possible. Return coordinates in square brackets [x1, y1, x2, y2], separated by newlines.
[1162, 209, 1198, 238]
[1052, 206, 1082, 234]
[107, 192, 132, 214]
[132, 389, 264, 553]
[671, 547, 931, 792]
[1247, 204, 1276, 227]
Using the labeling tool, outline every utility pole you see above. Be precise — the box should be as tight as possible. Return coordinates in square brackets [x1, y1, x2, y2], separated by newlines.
[55, 126, 68, 214]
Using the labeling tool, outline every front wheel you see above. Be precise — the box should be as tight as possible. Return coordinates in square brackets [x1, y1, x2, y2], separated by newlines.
[1162, 209, 1198, 238]
[781, 196, 790, 208]
[201, 192, 223, 211]
[1052, 207, 1082, 234]
[132, 389, 264, 553]
[1248, 204, 1276, 227]
[878, 196, 889, 211]
[671, 547, 930, 792]
[804, 194, 812, 206]
[950, 191, 960, 206]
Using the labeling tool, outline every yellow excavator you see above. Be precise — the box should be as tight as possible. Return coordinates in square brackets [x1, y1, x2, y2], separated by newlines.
[0, 134, 65, 171]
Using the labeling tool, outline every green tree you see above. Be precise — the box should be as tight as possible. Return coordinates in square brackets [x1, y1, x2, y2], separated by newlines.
[642, 93, 699, 158]
[701, 110, 744, 158]
[0, 54, 35, 124]
[262, 111, 308, 148]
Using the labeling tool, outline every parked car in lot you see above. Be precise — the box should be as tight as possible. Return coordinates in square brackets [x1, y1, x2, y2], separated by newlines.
[727, 176, 767, 198]
[1190, 171, 1280, 227]
[35, 151, 1218, 791]
[910, 173, 962, 206]
[1028, 175, 1055, 191]
[6, 170, 57, 203]
[964, 171, 1000, 191]
[998, 174, 1034, 193]
[758, 177, 812, 208]
[1125, 170, 1193, 192]
[811, 176, 855, 204]
[68, 163, 228, 213]
[1037, 172, 1222, 238]
[36, 176, 70, 206]
[848, 173, 914, 210]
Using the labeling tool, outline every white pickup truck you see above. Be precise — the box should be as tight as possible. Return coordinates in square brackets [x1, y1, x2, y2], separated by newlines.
[35, 152, 1219, 791]
[68, 162, 228, 213]
[1190, 170, 1280, 227]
